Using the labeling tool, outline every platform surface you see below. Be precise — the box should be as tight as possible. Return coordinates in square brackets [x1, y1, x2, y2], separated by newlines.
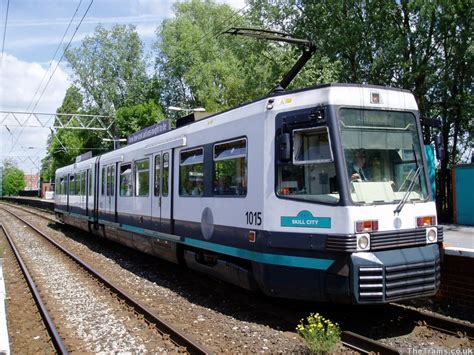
[442, 224, 474, 257]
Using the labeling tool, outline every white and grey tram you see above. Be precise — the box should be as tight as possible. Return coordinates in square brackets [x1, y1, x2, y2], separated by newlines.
[55, 84, 442, 304]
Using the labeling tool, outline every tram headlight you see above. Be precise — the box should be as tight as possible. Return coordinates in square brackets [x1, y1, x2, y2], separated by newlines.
[426, 227, 437, 244]
[356, 233, 371, 251]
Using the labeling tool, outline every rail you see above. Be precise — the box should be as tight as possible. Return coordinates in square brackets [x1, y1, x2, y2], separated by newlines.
[0, 206, 210, 355]
[0, 223, 69, 354]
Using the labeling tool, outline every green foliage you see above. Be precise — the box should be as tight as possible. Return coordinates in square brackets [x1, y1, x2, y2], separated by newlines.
[116, 100, 165, 138]
[247, 0, 473, 220]
[296, 313, 341, 353]
[2, 160, 26, 196]
[44, 0, 471, 222]
[43, 24, 156, 176]
[155, 0, 340, 111]
[65, 24, 150, 115]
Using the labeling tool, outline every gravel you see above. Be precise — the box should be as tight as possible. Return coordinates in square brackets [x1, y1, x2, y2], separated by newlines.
[0, 210, 180, 353]
[3, 204, 473, 354]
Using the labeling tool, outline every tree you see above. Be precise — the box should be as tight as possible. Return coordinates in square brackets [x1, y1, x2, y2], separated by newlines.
[42, 23, 155, 176]
[2, 159, 26, 196]
[116, 100, 165, 138]
[65, 24, 150, 115]
[247, 0, 473, 221]
[155, 0, 340, 112]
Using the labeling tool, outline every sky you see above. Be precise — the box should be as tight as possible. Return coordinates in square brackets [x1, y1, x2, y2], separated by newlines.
[0, 0, 245, 174]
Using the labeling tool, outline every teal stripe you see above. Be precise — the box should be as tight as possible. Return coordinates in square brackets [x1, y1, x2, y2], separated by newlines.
[121, 224, 145, 234]
[184, 238, 334, 270]
[68, 212, 93, 221]
[97, 220, 334, 271]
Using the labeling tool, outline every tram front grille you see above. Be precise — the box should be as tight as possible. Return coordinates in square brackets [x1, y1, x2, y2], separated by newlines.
[384, 260, 440, 301]
[358, 260, 440, 302]
[358, 267, 384, 302]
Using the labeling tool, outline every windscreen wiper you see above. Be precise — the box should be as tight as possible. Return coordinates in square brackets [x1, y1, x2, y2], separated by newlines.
[394, 144, 422, 215]
[394, 165, 422, 215]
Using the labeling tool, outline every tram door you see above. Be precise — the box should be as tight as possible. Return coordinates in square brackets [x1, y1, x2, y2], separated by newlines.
[151, 150, 172, 233]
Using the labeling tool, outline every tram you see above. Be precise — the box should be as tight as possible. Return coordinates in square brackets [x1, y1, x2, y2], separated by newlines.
[55, 83, 443, 304]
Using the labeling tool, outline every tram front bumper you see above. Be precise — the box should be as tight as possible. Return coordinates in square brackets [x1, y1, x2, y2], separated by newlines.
[350, 244, 441, 304]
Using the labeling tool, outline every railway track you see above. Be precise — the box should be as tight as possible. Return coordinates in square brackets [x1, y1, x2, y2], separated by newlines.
[0, 205, 210, 354]
[389, 303, 474, 339]
[0, 223, 68, 354]
[2, 202, 473, 353]
[0, 201, 57, 223]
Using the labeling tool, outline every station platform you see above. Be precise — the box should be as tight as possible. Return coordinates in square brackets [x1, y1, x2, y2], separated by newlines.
[0, 259, 10, 354]
[442, 224, 474, 257]
[0, 196, 54, 211]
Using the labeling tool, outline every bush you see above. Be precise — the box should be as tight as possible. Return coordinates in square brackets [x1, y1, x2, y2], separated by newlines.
[296, 312, 341, 353]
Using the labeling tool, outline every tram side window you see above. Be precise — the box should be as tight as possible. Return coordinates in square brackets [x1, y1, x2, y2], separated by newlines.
[213, 138, 247, 196]
[81, 171, 86, 196]
[69, 175, 76, 195]
[277, 127, 340, 204]
[101, 167, 106, 195]
[59, 177, 65, 195]
[75, 173, 80, 196]
[135, 158, 150, 197]
[120, 163, 133, 196]
[180, 148, 204, 197]
[55, 177, 59, 194]
[77, 173, 82, 195]
[88, 170, 93, 197]
[163, 153, 169, 197]
[106, 165, 115, 196]
[154, 155, 161, 196]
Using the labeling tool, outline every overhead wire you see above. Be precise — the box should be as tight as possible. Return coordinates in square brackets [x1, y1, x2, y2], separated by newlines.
[30, 0, 94, 113]
[24, 0, 84, 113]
[0, 0, 11, 70]
[9, 0, 94, 155]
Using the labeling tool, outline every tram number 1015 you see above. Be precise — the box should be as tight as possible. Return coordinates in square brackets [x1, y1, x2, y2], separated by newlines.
[245, 211, 262, 226]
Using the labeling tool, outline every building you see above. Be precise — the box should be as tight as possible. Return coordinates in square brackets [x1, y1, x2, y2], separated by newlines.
[24, 174, 39, 191]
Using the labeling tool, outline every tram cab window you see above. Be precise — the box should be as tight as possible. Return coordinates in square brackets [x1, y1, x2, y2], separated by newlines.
[135, 158, 150, 197]
[180, 148, 204, 197]
[277, 127, 339, 204]
[120, 163, 133, 197]
[213, 138, 247, 196]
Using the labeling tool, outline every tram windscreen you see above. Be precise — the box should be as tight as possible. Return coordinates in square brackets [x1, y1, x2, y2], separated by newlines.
[339, 109, 429, 204]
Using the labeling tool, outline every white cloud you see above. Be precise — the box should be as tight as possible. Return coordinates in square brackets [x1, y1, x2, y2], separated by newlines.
[0, 54, 70, 172]
[133, 0, 174, 17]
